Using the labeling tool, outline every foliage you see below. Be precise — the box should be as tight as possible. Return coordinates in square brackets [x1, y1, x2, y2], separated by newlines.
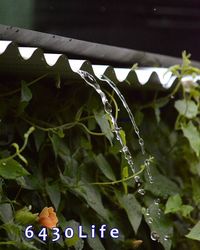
[0, 51, 200, 250]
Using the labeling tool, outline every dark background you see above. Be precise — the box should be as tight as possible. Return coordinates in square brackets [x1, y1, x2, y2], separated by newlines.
[34, 0, 200, 60]
[1, 0, 200, 60]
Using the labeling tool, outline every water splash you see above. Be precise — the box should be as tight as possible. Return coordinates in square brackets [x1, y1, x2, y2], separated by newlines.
[138, 188, 145, 195]
[100, 75, 153, 184]
[164, 235, 170, 241]
[77, 70, 136, 175]
[150, 231, 160, 241]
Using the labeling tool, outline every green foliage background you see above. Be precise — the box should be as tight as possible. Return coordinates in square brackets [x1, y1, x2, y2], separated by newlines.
[0, 52, 200, 249]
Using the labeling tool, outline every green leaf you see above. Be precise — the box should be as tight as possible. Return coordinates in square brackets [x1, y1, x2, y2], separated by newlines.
[17, 81, 33, 114]
[64, 220, 84, 250]
[192, 179, 200, 205]
[60, 174, 108, 220]
[174, 99, 198, 118]
[0, 203, 13, 223]
[33, 129, 46, 151]
[186, 221, 200, 241]
[165, 194, 194, 218]
[181, 121, 200, 157]
[0, 159, 29, 179]
[75, 181, 108, 220]
[180, 205, 194, 217]
[165, 194, 182, 214]
[94, 153, 116, 181]
[15, 207, 38, 225]
[93, 110, 114, 144]
[144, 168, 179, 197]
[81, 216, 105, 250]
[116, 193, 142, 234]
[46, 182, 61, 210]
[21, 81, 32, 103]
[144, 202, 173, 250]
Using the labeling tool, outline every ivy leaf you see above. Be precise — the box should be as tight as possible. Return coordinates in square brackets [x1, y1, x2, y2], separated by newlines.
[165, 194, 182, 214]
[186, 221, 200, 241]
[116, 193, 142, 234]
[180, 205, 194, 217]
[46, 182, 61, 210]
[144, 168, 179, 198]
[18, 81, 32, 114]
[21, 81, 32, 103]
[63, 220, 84, 250]
[0, 203, 13, 223]
[174, 99, 198, 118]
[93, 110, 114, 144]
[94, 153, 116, 181]
[181, 121, 200, 157]
[0, 159, 29, 179]
[165, 194, 194, 218]
[144, 202, 173, 250]
[192, 179, 200, 205]
[81, 216, 105, 250]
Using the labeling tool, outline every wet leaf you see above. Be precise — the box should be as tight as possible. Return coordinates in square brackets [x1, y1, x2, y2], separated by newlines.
[21, 81, 32, 103]
[0, 159, 29, 179]
[94, 153, 116, 181]
[181, 121, 200, 157]
[0, 203, 13, 223]
[46, 182, 61, 210]
[165, 194, 194, 218]
[81, 216, 105, 250]
[174, 99, 198, 118]
[144, 202, 173, 250]
[165, 194, 182, 214]
[93, 110, 114, 144]
[186, 221, 200, 241]
[116, 193, 142, 234]
[144, 168, 179, 197]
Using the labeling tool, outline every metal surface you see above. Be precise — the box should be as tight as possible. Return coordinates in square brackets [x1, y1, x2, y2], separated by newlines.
[1, 24, 200, 68]
[0, 40, 181, 91]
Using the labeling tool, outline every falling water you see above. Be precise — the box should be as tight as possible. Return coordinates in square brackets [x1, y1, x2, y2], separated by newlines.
[100, 75, 153, 184]
[78, 70, 136, 175]
[78, 70, 165, 245]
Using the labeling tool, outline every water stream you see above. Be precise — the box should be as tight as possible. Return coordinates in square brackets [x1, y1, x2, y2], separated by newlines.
[77, 70, 166, 243]
[78, 70, 136, 176]
[77, 70, 152, 191]
[100, 75, 153, 184]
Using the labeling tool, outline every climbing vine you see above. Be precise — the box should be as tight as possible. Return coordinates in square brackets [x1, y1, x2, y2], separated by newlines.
[0, 52, 200, 249]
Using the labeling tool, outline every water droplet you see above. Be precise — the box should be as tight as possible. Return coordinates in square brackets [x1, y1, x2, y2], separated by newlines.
[149, 176, 154, 184]
[134, 176, 142, 187]
[139, 138, 144, 146]
[154, 198, 160, 205]
[122, 146, 128, 152]
[151, 231, 160, 241]
[146, 208, 150, 216]
[138, 188, 145, 195]
[104, 101, 112, 113]
[148, 217, 153, 224]
[128, 159, 134, 166]
[157, 208, 161, 217]
[164, 235, 170, 241]
[144, 159, 150, 166]
[2, 162, 6, 166]
[134, 175, 140, 183]
[134, 127, 139, 135]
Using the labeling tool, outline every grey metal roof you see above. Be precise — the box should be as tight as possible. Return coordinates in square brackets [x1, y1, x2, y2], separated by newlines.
[1, 24, 200, 68]
[0, 40, 180, 91]
[1, 40, 199, 91]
